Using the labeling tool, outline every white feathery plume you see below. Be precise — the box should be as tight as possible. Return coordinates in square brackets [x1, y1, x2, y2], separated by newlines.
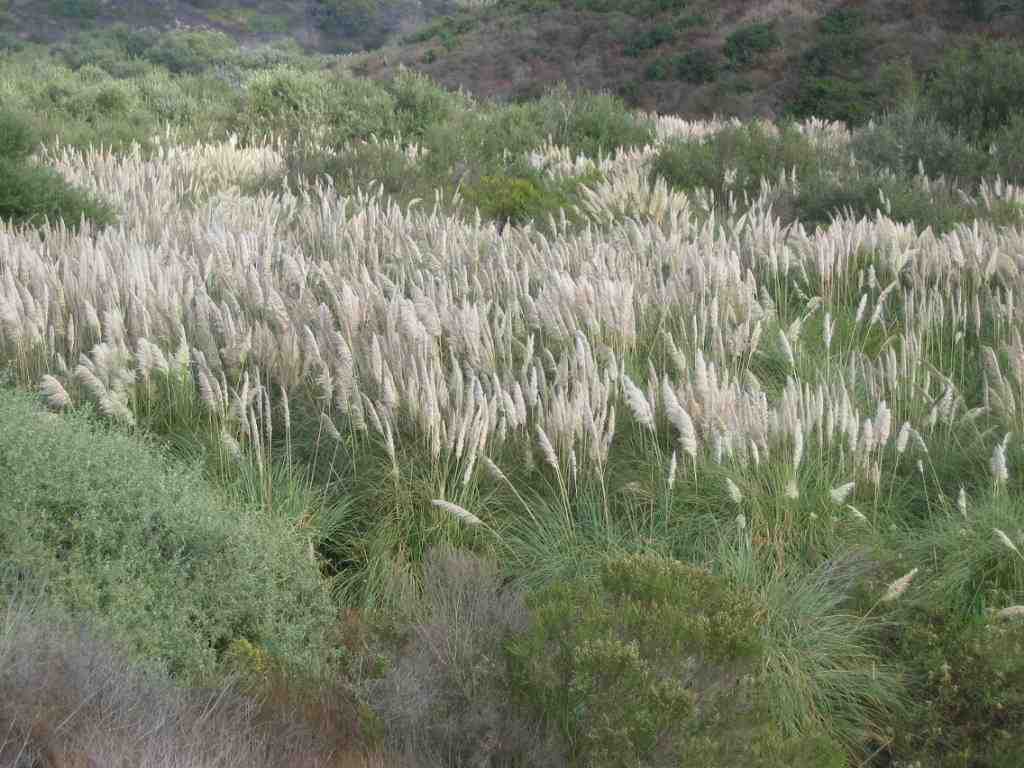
[432, 499, 482, 527]
[792, 421, 804, 470]
[667, 450, 677, 491]
[896, 421, 911, 455]
[994, 528, 1021, 557]
[725, 478, 743, 504]
[830, 481, 855, 505]
[39, 375, 71, 410]
[662, 377, 697, 458]
[995, 605, 1024, 620]
[991, 436, 1010, 487]
[621, 374, 655, 431]
[958, 486, 968, 518]
[881, 568, 919, 603]
[536, 424, 560, 474]
[784, 477, 799, 499]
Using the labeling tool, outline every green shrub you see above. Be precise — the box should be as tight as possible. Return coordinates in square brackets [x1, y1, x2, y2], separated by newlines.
[789, 9, 878, 125]
[926, 40, 1024, 141]
[644, 58, 671, 81]
[144, 28, 239, 74]
[0, 157, 115, 230]
[992, 111, 1024, 183]
[888, 610, 1024, 767]
[723, 22, 780, 69]
[624, 23, 675, 57]
[506, 552, 805, 767]
[47, 0, 100, 19]
[850, 104, 994, 184]
[0, 389, 336, 681]
[651, 123, 829, 204]
[674, 49, 718, 84]
[0, 108, 35, 160]
[529, 85, 657, 158]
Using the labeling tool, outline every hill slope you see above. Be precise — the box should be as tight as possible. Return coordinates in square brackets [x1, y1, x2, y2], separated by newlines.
[344, 0, 1024, 120]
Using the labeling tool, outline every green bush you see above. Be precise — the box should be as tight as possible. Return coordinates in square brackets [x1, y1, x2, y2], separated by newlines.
[463, 172, 571, 229]
[789, 9, 878, 125]
[144, 28, 240, 74]
[644, 58, 671, 81]
[991, 111, 1024, 183]
[0, 108, 35, 160]
[0, 157, 115, 230]
[506, 552, 814, 767]
[926, 40, 1024, 141]
[529, 85, 657, 159]
[0, 389, 337, 681]
[624, 23, 675, 57]
[888, 610, 1024, 767]
[723, 22, 780, 69]
[47, 0, 100, 19]
[850, 104, 994, 184]
[651, 123, 829, 204]
[674, 49, 718, 84]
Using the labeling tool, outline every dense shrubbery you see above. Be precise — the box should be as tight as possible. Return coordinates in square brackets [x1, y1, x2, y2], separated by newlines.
[723, 22, 780, 69]
[925, 40, 1024, 142]
[0, 108, 114, 229]
[0, 388, 337, 681]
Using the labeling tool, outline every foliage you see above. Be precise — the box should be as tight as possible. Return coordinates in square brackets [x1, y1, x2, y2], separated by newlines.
[624, 23, 675, 58]
[850, 103, 995, 184]
[887, 610, 1024, 766]
[366, 548, 557, 766]
[507, 552, 786, 767]
[0, 388, 337, 681]
[925, 40, 1024, 141]
[673, 48, 718, 84]
[651, 122, 829, 203]
[723, 22, 780, 69]
[0, 108, 114, 229]
[789, 8, 879, 125]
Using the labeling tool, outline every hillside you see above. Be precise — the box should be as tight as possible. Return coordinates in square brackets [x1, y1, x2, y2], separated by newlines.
[348, 0, 1024, 120]
[0, 0, 456, 52]
[3, 1, 1023, 121]
[4, 0, 1023, 121]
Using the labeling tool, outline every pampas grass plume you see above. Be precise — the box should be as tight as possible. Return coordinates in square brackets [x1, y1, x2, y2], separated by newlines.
[882, 568, 918, 603]
[432, 499, 482, 526]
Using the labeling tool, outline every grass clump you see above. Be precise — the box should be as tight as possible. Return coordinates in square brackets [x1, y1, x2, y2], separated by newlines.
[0, 388, 337, 682]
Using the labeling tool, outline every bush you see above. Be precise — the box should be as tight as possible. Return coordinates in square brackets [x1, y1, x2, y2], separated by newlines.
[143, 28, 239, 74]
[0, 389, 337, 681]
[723, 22, 780, 69]
[850, 104, 994, 184]
[505, 552, 823, 767]
[926, 40, 1024, 141]
[0, 157, 115, 230]
[888, 610, 1024, 767]
[991, 111, 1024, 183]
[366, 548, 556, 766]
[651, 123, 829, 204]
[674, 49, 718, 84]
[789, 9, 878, 125]
[0, 590, 343, 768]
[0, 107, 35, 159]
[529, 84, 657, 159]
[47, 0, 100, 19]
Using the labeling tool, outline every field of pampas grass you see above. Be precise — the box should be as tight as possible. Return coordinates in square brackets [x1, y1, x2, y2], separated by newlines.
[3, 102, 1024, 765]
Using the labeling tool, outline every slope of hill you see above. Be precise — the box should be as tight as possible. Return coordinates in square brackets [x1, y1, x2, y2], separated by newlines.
[345, 0, 1024, 120]
[0, 0, 456, 52]
[2, 0, 1023, 120]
